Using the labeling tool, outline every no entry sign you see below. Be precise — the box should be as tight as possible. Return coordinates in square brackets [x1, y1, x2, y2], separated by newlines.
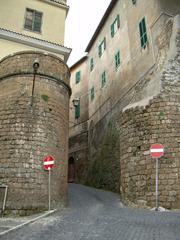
[150, 143, 164, 211]
[150, 144, 164, 158]
[43, 155, 55, 211]
[43, 155, 55, 170]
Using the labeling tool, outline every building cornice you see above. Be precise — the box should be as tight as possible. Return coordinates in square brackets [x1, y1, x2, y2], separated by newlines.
[39, 0, 69, 10]
[85, 0, 118, 52]
[0, 28, 71, 62]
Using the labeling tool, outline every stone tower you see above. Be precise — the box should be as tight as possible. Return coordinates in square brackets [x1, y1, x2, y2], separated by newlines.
[0, 0, 71, 215]
[0, 51, 71, 215]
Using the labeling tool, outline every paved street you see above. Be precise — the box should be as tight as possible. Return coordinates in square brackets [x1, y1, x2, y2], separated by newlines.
[1, 184, 180, 240]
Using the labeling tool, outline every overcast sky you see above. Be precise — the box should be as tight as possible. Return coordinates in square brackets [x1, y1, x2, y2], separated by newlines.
[65, 0, 111, 66]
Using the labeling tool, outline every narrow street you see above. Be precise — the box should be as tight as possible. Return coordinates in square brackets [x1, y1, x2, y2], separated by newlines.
[1, 184, 180, 240]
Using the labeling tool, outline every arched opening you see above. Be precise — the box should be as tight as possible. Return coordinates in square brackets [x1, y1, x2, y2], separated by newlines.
[68, 157, 75, 183]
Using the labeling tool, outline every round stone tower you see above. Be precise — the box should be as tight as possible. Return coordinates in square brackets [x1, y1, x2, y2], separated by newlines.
[0, 51, 71, 215]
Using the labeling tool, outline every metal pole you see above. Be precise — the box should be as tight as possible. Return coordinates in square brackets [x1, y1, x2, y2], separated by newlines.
[31, 72, 36, 107]
[2, 186, 8, 217]
[3, 186, 8, 212]
[155, 158, 159, 211]
[49, 168, 51, 211]
[31, 59, 39, 107]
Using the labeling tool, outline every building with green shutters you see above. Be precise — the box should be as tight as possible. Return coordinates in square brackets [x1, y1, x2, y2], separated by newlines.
[69, 0, 180, 209]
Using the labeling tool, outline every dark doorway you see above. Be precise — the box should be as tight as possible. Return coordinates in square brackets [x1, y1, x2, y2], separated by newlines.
[68, 157, 75, 183]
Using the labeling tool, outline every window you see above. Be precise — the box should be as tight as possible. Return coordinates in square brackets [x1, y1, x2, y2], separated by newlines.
[132, 0, 137, 5]
[24, 8, 42, 33]
[75, 101, 80, 119]
[115, 51, 120, 69]
[111, 15, 120, 37]
[101, 71, 106, 88]
[90, 87, 95, 101]
[98, 38, 106, 57]
[139, 17, 148, 49]
[75, 71, 81, 84]
[90, 58, 94, 72]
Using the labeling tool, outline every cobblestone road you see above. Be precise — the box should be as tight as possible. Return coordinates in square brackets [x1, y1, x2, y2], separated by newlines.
[1, 184, 180, 240]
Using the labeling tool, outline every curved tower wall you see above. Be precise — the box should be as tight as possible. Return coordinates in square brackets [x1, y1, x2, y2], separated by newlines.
[0, 51, 71, 215]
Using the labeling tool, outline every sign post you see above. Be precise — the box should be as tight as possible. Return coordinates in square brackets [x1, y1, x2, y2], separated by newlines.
[0, 185, 8, 217]
[49, 168, 51, 211]
[155, 157, 159, 211]
[43, 155, 55, 211]
[150, 144, 164, 211]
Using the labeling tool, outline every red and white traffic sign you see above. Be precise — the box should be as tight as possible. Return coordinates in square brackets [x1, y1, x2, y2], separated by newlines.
[150, 144, 164, 158]
[43, 155, 55, 170]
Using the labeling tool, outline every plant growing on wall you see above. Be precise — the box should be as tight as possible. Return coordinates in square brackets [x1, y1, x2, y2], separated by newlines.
[41, 94, 49, 102]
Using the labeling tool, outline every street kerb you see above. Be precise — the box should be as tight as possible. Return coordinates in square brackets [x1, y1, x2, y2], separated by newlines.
[0, 209, 57, 237]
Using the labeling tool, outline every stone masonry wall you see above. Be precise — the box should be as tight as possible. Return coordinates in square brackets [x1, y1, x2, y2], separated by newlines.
[0, 51, 71, 215]
[87, 118, 120, 193]
[119, 93, 180, 209]
[86, 15, 180, 209]
[119, 16, 180, 209]
[69, 130, 88, 184]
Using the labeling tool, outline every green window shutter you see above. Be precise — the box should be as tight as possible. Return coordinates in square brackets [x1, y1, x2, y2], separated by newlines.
[103, 38, 106, 50]
[98, 38, 106, 57]
[101, 71, 106, 88]
[75, 101, 80, 119]
[91, 87, 95, 101]
[90, 58, 94, 71]
[142, 18, 147, 33]
[142, 18, 147, 40]
[111, 15, 120, 38]
[111, 24, 114, 37]
[24, 9, 33, 30]
[98, 45, 102, 57]
[115, 51, 120, 69]
[75, 71, 81, 84]
[117, 14, 120, 28]
[139, 21, 143, 37]
[139, 17, 148, 48]
[139, 20, 144, 47]
[34, 11, 42, 32]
